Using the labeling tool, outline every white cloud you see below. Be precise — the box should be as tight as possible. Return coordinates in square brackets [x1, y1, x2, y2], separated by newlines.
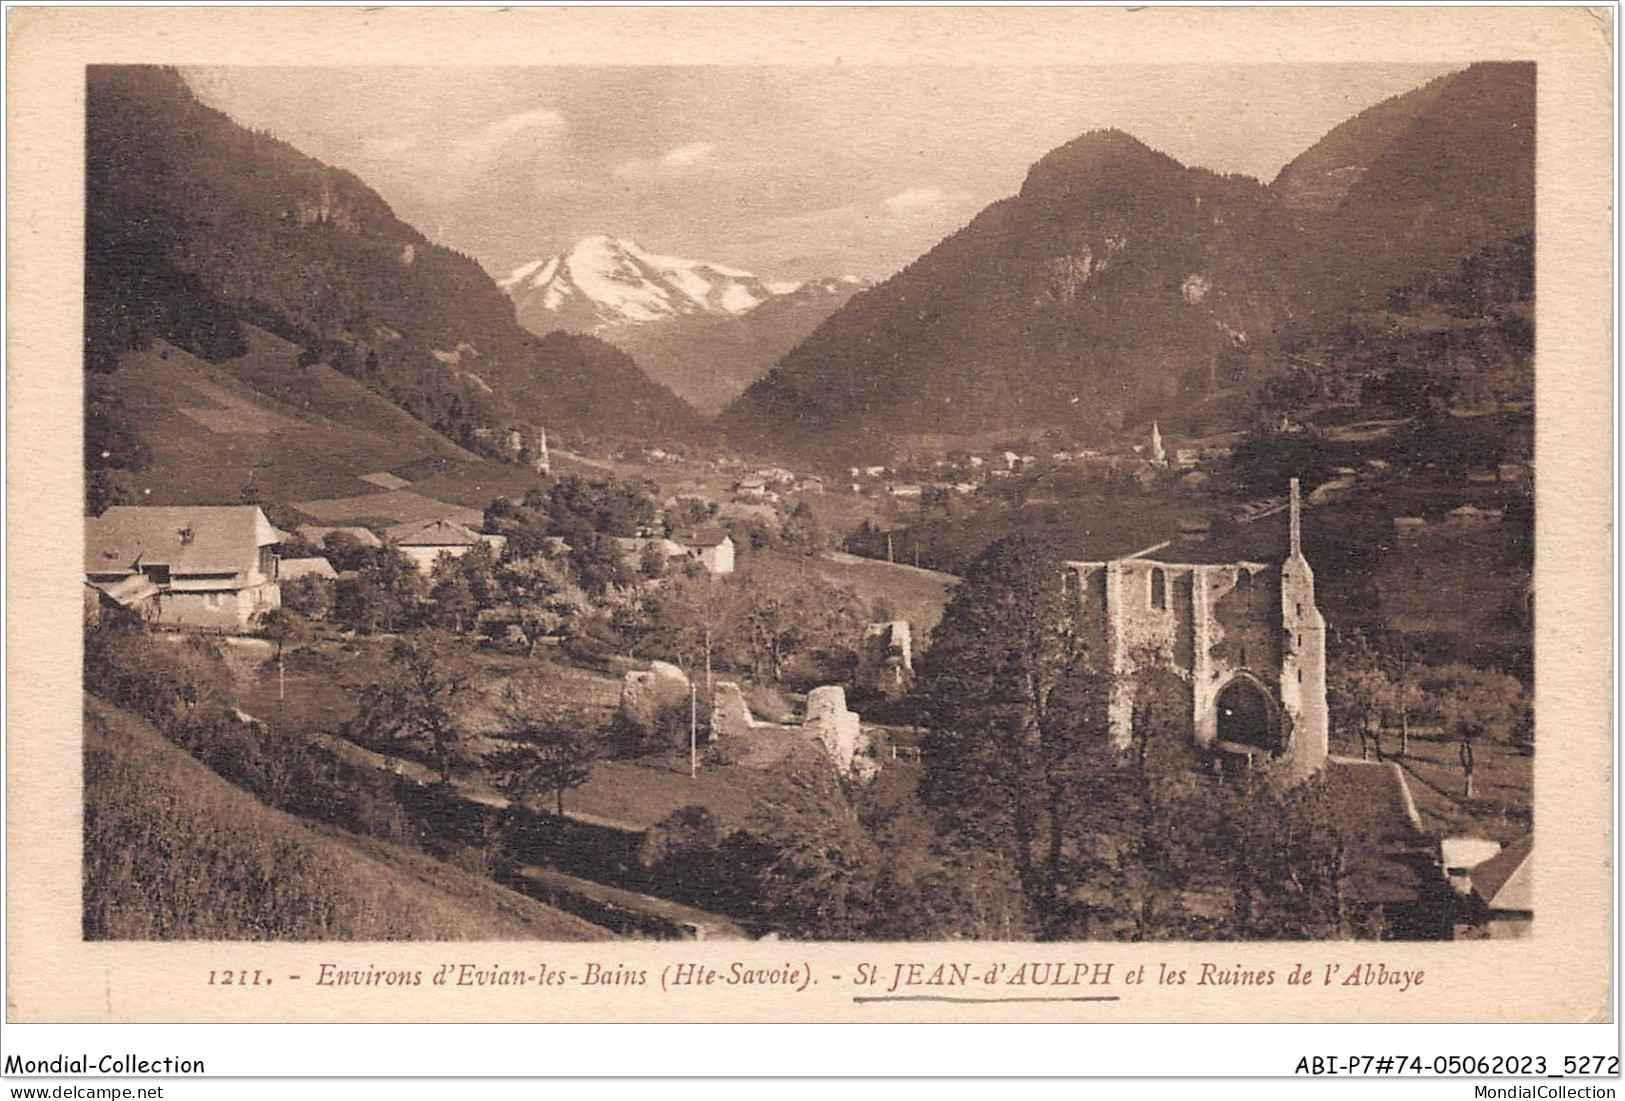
[881, 186, 961, 217]
[661, 141, 717, 168]
[615, 141, 722, 180]
[455, 108, 566, 162]
[773, 186, 967, 232]
[769, 202, 869, 230]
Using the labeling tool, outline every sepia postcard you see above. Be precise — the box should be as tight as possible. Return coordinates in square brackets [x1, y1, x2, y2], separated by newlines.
[4, 5, 1613, 1032]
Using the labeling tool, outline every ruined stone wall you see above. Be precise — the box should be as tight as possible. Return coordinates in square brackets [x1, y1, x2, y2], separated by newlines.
[858, 620, 914, 695]
[1068, 558, 1288, 755]
[1279, 548, 1329, 782]
[1061, 481, 1329, 782]
[708, 680, 874, 780]
[805, 686, 872, 780]
[1199, 564, 1282, 748]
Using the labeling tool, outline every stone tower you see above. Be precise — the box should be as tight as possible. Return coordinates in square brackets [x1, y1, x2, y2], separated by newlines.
[1150, 421, 1166, 466]
[1278, 477, 1329, 781]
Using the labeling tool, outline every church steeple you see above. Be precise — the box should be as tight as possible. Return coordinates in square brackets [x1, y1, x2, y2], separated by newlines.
[1289, 476, 1302, 557]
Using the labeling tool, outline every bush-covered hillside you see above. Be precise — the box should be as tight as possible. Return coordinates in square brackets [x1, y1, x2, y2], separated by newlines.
[83, 696, 611, 941]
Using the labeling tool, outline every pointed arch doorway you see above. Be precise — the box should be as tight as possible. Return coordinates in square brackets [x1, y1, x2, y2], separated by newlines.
[1216, 675, 1281, 756]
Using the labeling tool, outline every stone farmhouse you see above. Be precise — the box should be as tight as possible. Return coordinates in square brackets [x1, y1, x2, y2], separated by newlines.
[85, 505, 283, 630]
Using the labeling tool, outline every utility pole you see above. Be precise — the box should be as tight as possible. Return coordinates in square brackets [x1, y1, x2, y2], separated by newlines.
[887, 532, 894, 563]
[690, 681, 698, 779]
[704, 625, 712, 693]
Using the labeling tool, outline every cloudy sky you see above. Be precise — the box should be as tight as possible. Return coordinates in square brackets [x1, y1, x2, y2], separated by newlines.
[185, 64, 1459, 284]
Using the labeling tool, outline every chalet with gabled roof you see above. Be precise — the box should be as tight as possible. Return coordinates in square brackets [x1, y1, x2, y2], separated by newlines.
[672, 526, 735, 575]
[85, 505, 282, 630]
[385, 517, 505, 572]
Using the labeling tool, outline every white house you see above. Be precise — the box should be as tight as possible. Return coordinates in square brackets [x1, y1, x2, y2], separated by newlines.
[672, 527, 735, 576]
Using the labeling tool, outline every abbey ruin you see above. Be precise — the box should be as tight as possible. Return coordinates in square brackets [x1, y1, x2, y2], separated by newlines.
[1064, 479, 1329, 782]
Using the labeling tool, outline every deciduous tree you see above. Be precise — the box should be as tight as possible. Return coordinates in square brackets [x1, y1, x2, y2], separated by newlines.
[1329, 631, 1399, 760]
[484, 683, 599, 817]
[729, 566, 858, 684]
[352, 631, 473, 784]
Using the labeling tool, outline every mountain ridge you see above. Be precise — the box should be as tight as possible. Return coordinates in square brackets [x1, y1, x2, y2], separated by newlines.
[85, 66, 704, 485]
[720, 63, 1533, 465]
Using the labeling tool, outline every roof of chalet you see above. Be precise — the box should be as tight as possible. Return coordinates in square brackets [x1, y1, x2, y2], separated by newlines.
[280, 557, 338, 581]
[616, 536, 688, 556]
[1441, 836, 1504, 873]
[88, 574, 162, 607]
[296, 524, 383, 549]
[673, 526, 731, 549]
[86, 506, 279, 578]
[1470, 834, 1532, 913]
[385, 518, 485, 547]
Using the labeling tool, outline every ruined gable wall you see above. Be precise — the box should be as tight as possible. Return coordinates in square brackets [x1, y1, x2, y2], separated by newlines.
[1069, 558, 1284, 751]
[1066, 564, 1111, 671]
[1202, 564, 1283, 745]
[1207, 566, 1281, 673]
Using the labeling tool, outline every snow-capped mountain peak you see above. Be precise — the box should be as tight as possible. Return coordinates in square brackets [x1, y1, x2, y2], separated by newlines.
[502, 236, 796, 330]
[502, 236, 873, 415]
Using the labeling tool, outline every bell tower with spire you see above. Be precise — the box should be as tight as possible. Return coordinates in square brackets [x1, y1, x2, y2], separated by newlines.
[1279, 478, 1329, 780]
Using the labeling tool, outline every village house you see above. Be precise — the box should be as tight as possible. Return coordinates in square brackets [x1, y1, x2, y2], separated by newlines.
[1445, 504, 1503, 528]
[671, 527, 735, 576]
[385, 518, 506, 572]
[83, 575, 162, 627]
[1461, 836, 1532, 939]
[1441, 836, 1505, 896]
[85, 505, 283, 630]
[296, 524, 382, 551]
[615, 535, 690, 575]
